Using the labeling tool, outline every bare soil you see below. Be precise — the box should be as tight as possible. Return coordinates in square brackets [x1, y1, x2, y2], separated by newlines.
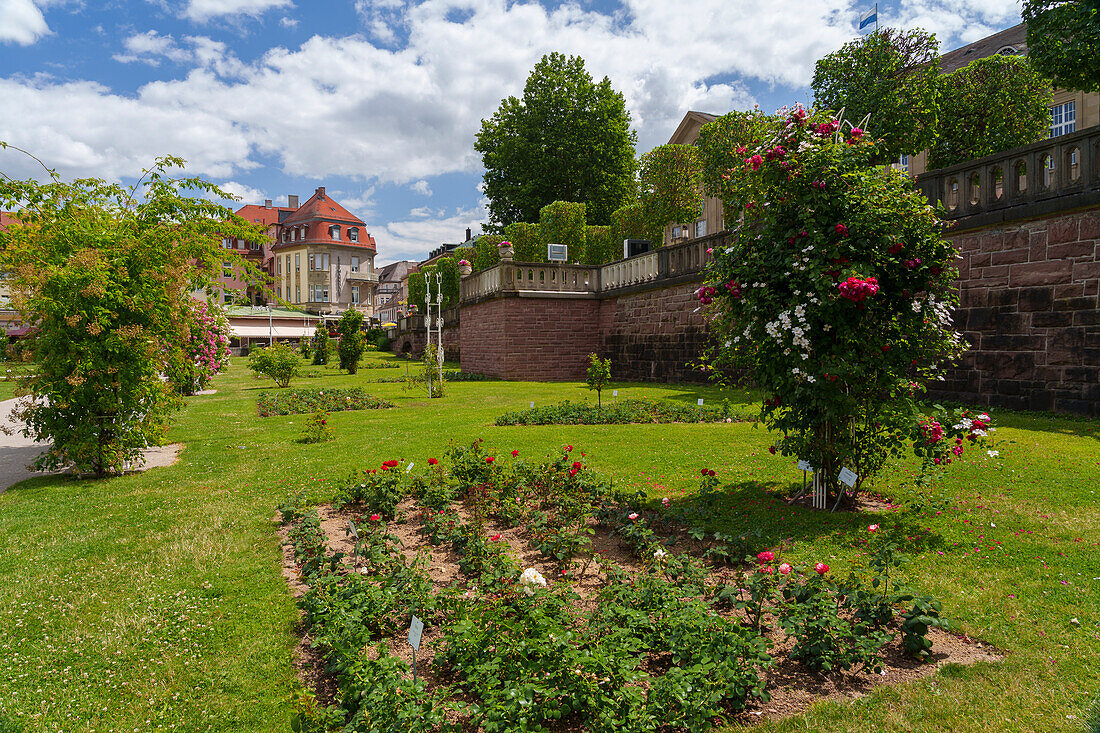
[277, 498, 1001, 725]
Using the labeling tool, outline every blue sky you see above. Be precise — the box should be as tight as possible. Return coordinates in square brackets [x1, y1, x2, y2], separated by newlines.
[0, 0, 1022, 264]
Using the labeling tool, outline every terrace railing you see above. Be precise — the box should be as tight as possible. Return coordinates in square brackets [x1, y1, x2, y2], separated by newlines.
[915, 124, 1100, 229]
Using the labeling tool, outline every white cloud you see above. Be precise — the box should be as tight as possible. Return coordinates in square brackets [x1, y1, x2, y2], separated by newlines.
[184, 0, 292, 22]
[373, 201, 486, 265]
[410, 179, 432, 196]
[0, 0, 1024, 188]
[216, 180, 266, 204]
[0, 0, 50, 45]
[278, 15, 297, 28]
[889, 0, 1021, 50]
[113, 30, 192, 66]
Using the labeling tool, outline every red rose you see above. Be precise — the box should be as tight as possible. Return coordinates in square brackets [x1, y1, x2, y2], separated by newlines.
[511, 450, 519, 457]
[565, 445, 573, 452]
[369, 514, 380, 521]
[768, 446, 777, 455]
[486, 456, 495, 464]
[757, 550, 775, 563]
[815, 563, 829, 575]
[572, 461, 582, 471]
[489, 534, 502, 542]
[835, 223, 849, 236]
[427, 458, 438, 465]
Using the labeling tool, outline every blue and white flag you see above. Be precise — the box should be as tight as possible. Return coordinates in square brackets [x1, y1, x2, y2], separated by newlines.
[859, 4, 878, 31]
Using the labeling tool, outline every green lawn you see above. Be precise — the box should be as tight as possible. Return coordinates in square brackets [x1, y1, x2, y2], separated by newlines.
[0, 350, 1097, 732]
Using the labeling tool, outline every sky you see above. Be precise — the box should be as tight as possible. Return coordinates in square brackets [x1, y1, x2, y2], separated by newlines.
[0, 0, 1023, 265]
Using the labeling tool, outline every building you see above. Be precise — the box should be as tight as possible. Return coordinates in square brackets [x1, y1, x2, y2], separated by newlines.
[270, 187, 378, 317]
[374, 260, 419, 326]
[213, 198, 298, 306]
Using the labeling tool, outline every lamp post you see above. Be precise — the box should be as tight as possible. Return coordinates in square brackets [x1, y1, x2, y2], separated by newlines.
[267, 304, 273, 345]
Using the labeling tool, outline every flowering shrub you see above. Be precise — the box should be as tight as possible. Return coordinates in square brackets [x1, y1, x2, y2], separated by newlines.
[256, 387, 392, 416]
[702, 104, 968, 502]
[174, 299, 231, 395]
[296, 411, 332, 444]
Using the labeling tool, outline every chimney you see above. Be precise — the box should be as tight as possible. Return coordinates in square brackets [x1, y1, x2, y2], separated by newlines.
[264, 199, 272, 208]
[288, 194, 299, 209]
[316, 186, 325, 200]
[465, 227, 471, 241]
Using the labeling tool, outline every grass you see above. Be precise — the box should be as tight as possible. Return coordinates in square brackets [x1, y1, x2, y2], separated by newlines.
[0, 348, 1097, 731]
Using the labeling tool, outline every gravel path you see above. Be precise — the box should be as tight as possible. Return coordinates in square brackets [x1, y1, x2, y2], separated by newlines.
[0, 397, 182, 493]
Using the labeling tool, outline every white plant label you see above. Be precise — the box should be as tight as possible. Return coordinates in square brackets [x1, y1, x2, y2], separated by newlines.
[408, 616, 424, 651]
[530, 401, 535, 408]
[406, 462, 414, 473]
[838, 467, 858, 488]
[612, 390, 618, 397]
[797, 460, 812, 472]
[697, 398, 704, 406]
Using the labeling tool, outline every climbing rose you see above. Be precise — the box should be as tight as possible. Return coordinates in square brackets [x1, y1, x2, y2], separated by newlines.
[835, 223, 849, 236]
[815, 563, 829, 575]
[768, 446, 777, 455]
[838, 276, 880, 303]
[565, 445, 573, 452]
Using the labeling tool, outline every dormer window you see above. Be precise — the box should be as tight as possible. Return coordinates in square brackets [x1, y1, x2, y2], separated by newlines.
[290, 229, 297, 242]
[282, 230, 288, 242]
[997, 46, 1018, 56]
[300, 226, 307, 240]
[349, 227, 358, 242]
[330, 225, 341, 241]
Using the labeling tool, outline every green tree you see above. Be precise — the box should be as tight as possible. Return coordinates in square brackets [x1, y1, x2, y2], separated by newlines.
[929, 55, 1051, 169]
[696, 110, 782, 224]
[1024, 0, 1100, 93]
[248, 342, 301, 388]
[585, 354, 612, 408]
[337, 308, 366, 374]
[0, 148, 265, 476]
[475, 52, 638, 228]
[312, 324, 331, 365]
[812, 28, 940, 159]
[639, 144, 704, 238]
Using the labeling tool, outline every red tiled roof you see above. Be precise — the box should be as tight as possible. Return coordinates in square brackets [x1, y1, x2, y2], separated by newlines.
[235, 204, 296, 227]
[0, 211, 21, 230]
[275, 187, 376, 250]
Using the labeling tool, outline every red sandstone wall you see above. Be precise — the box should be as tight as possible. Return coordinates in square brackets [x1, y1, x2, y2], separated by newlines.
[460, 297, 601, 380]
[932, 206, 1100, 415]
[598, 281, 711, 382]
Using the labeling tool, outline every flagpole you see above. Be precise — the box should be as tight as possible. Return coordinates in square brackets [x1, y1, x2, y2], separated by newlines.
[875, 3, 879, 31]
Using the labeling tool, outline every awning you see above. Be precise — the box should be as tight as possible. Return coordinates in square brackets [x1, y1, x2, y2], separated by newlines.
[232, 325, 317, 339]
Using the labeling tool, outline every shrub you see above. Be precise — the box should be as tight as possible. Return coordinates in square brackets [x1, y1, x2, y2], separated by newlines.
[539, 200, 587, 263]
[336, 309, 366, 374]
[494, 399, 746, 426]
[504, 221, 543, 263]
[311, 324, 331, 366]
[472, 234, 503, 271]
[256, 387, 393, 416]
[585, 353, 612, 407]
[610, 202, 660, 250]
[248, 342, 301, 388]
[333, 460, 407, 517]
[297, 412, 333, 444]
[170, 299, 231, 395]
[584, 225, 617, 265]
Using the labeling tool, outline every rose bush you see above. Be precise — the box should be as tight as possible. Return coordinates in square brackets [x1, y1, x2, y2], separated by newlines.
[701, 104, 971, 504]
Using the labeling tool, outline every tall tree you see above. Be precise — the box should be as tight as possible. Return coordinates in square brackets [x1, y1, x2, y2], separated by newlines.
[929, 55, 1051, 169]
[475, 53, 638, 228]
[638, 144, 703, 239]
[811, 29, 940, 159]
[1023, 0, 1100, 93]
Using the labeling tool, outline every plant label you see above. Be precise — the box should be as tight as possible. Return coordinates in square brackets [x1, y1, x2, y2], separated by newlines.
[408, 615, 424, 651]
[612, 390, 618, 397]
[347, 520, 358, 540]
[697, 398, 704, 406]
[797, 460, 812, 472]
[839, 467, 858, 488]
[406, 462, 414, 473]
[530, 401, 535, 408]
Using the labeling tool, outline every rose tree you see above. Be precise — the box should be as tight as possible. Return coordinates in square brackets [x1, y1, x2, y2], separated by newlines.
[702, 106, 966, 504]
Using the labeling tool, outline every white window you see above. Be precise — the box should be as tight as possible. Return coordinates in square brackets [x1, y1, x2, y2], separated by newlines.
[223, 292, 232, 304]
[349, 228, 358, 242]
[282, 230, 288, 242]
[237, 238, 245, 250]
[295, 253, 300, 271]
[277, 258, 282, 275]
[671, 225, 684, 239]
[351, 286, 360, 304]
[296, 286, 300, 302]
[291, 229, 297, 242]
[250, 241, 261, 251]
[300, 226, 307, 240]
[1050, 102, 1076, 138]
[330, 225, 340, 241]
[322, 287, 329, 303]
[221, 238, 231, 249]
[351, 256, 360, 272]
[695, 219, 706, 238]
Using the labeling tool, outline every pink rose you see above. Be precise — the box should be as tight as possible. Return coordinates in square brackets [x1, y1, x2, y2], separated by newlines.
[661, 497, 670, 507]
[868, 524, 879, 533]
[757, 550, 775, 564]
[815, 562, 829, 575]
[369, 514, 381, 521]
[628, 512, 639, 521]
[778, 563, 792, 575]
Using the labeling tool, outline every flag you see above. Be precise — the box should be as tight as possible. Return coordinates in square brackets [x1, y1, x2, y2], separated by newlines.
[859, 5, 878, 31]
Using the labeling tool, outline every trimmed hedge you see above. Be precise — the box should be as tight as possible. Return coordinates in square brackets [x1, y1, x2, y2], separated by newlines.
[494, 398, 751, 426]
[257, 388, 394, 417]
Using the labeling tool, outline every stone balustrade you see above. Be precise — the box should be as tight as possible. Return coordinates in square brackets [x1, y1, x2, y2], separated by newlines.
[916, 124, 1100, 231]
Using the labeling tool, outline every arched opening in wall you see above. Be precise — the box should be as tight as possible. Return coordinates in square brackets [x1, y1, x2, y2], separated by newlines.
[946, 178, 959, 211]
[992, 166, 1004, 201]
[968, 172, 981, 206]
[1015, 160, 1027, 194]
[402, 341, 412, 354]
[1041, 153, 1055, 188]
[1067, 147, 1081, 183]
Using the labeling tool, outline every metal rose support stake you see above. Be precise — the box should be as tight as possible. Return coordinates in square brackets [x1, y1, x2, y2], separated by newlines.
[424, 271, 445, 396]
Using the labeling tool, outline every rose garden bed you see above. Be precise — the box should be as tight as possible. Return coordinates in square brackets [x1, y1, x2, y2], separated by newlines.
[277, 441, 998, 732]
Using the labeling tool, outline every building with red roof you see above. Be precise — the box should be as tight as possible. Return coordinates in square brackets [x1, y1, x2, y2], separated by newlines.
[270, 187, 378, 316]
[213, 188, 378, 318]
